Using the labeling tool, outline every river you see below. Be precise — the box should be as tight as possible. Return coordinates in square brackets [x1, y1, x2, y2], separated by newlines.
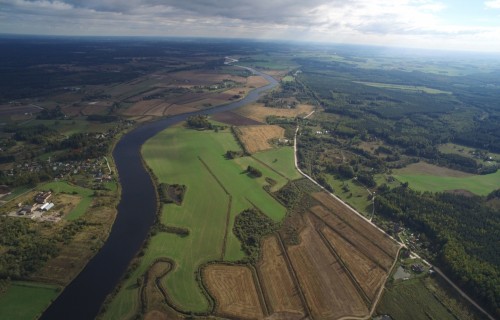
[40, 68, 278, 320]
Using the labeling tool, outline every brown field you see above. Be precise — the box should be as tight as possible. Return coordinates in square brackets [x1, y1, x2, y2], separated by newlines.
[234, 125, 285, 154]
[169, 70, 247, 86]
[312, 192, 400, 259]
[162, 104, 199, 116]
[0, 104, 41, 116]
[246, 75, 269, 88]
[236, 103, 314, 123]
[395, 161, 472, 178]
[122, 100, 163, 116]
[212, 111, 263, 126]
[257, 236, 305, 319]
[310, 205, 395, 271]
[81, 102, 112, 115]
[287, 213, 369, 319]
[203, 264, 265, 320]
[320, 225, 387, 301]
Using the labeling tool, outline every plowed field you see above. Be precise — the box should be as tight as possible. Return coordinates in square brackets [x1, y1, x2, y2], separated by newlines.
[203, 265, 265, 319]
[257, 236, 305, 319]
[287, 213, 369, 319]
[320, 226, 387, 301]
[312, 192, 400, 258]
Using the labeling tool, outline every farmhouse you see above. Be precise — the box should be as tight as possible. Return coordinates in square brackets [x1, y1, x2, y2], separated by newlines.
[35, 191, 52, 204]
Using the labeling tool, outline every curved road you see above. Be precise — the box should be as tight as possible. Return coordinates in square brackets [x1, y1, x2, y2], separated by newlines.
[40, 66, 278, 320]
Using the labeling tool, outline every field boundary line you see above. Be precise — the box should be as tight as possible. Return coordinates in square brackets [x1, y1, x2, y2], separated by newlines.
[250, 155, 289, 180]
[248, 264, 270, 317]
[310, 209, 389, 272]
[312, 197, 396, 260]
[316, 226, 371, 308]
[197, 156, 232, 260]
[162, 103, 175, 116]
[276, 234, 312, 319]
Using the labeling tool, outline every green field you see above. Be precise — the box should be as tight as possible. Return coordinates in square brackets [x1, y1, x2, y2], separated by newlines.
[393, 170, 500, 196]
[103, 125, 287, 317]
[354, 81, 451, 94]
[0, 282, 59, 320]
[326, 174, 372, 215]
[40, 181, 94, 220]
[253, 147, 302, 184]
[377, 276, 481, 320]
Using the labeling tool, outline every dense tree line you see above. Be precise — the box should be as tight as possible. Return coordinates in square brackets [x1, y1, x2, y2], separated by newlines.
[233, 208, 278, 262]
[186, 115, 211, 129]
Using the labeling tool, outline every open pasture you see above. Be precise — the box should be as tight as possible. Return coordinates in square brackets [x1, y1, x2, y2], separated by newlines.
[394, 163, 500, 196]
[234, 125, 285, 154]
[257, 236, 305, 319]
[203, 264, 265, 320]
[0, 282, 59, 320]
[253, 147, 302, 181]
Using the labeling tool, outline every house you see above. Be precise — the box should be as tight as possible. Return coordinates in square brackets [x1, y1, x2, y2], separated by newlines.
[411, 263, 425, 273]
[35, 191, 52, 204]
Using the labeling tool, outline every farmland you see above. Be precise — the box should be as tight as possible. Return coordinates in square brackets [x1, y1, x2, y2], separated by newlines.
[257, 236, 305, 319]
[0, 282, 59, 320]
[236, 103, 314, 123]
[354, 81, 452, 94]
[103, 123, 287, 317]
[393, 163, 500, 195]
[234, 125, 285, 154]
[203, 265, 265, 320]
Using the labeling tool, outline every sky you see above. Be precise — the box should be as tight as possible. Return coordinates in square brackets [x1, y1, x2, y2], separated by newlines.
[1, 0, 500, 52]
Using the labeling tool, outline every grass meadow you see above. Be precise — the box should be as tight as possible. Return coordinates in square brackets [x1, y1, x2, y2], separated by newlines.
[103, 124, 288, 317]
[393, 170, 500, 196]
[0, 282, 59, 320]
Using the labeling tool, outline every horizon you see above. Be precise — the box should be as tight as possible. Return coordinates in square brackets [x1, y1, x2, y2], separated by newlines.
[1, 0, 500, 54]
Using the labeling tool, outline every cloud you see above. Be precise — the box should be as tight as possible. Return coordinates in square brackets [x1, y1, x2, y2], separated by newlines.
[485, 0, 500, 9]
[1, 0, 500, 52]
